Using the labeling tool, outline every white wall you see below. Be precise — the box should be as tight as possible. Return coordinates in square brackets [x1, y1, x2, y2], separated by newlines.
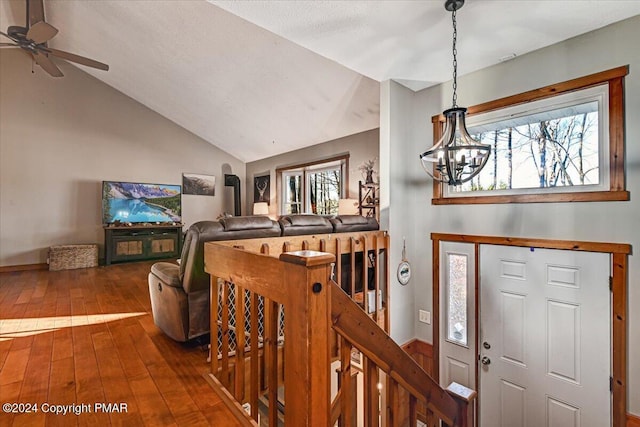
[0, 50, 245, 266]
[384, 15, 640, 413]
[245, 129, 379, 217]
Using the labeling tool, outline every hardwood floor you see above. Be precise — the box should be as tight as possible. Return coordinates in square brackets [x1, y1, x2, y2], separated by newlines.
[0, 261, 243, 426]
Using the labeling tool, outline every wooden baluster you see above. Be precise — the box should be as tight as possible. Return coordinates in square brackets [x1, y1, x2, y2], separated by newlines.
[336, 237, 342, 288]
[210, 275, 220, 376]
[249, 291, 259, 421]
[265, 298, 279, 426]
[220, 281, 231, 388]
[409, 395, 417, 426]
[374, 235, 381, 323]
[364, 356, 380, 427]
[234, 284, 246, 402]
[282, 241, 291, 253]
[350, 237, 356, 298]
[320, 238, 327, 252]
[340, 337, 354, 427]
[302, 240, 309, 250]
[387, 377, 399, 427]
[384, 233, 391, 332]
[362, 235, 369, 315]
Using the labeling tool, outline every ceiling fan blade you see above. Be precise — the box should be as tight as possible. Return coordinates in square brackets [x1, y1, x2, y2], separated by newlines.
[0, 30, 19, 43]
[27, 0, 46, 29]
[45, 47, 109, 71]
[33, 51, 63, 77]
[26, 21, 58, 44]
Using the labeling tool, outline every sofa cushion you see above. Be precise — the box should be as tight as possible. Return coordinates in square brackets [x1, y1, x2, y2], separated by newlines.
[151, 262, 181, 288]
[220, 216, 276, 231]
[279, 214, 333, 236]
[331, 215, 379, 233]
[335, 214, 368, 225]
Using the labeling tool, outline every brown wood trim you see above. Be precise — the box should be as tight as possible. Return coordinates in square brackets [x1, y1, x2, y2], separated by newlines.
[613, 253, 628, 427]
[431, 233, 631, 255]
[0, 263, 48, 272]
[275, 153, 350, 174]
[432, 238, 440, 383]
[610, 76, 626, 191]
[430, 66, 629, 204]
[432, 190, 630, 205]
[628, 413, 640, 427]
[432, 65, 629, 121]
[432, 233, 630, 427]
[203, 373, 258, 427]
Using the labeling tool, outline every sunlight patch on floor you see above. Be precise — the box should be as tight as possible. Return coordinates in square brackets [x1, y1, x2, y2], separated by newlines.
[0, 312, 146, 341]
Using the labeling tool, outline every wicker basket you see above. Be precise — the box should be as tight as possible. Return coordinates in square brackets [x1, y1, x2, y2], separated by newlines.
[48, 244, 99, 271]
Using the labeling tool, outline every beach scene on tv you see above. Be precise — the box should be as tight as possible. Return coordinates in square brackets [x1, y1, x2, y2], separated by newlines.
[102, 182, 182, 224]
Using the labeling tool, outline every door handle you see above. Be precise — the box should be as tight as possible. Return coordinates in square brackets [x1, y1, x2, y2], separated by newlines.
[481, 356, 491, 365]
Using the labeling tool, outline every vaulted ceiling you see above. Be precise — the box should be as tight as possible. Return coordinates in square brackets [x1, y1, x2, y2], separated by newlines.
[1, 0, 639, 162]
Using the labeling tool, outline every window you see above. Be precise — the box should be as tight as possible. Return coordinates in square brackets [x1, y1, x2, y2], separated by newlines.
[277, 155, 348, 216]
[431, 66, 629, 204]
[446, 252, 468, 346]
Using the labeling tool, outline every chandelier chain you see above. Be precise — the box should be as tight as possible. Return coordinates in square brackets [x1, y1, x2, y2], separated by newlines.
[451, 7, 458, 107]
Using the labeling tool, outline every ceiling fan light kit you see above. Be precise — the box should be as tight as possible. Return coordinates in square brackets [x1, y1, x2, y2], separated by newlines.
[419, 0, 491, 186]
[0, 0, 109, 78]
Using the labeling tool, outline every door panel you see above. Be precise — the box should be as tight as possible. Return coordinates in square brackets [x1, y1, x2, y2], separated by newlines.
[439, 242, 476, 391]
[480, 245, 610, 427]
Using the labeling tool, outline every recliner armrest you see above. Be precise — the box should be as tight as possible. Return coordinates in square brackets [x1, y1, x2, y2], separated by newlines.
[151, 262, 181, 288]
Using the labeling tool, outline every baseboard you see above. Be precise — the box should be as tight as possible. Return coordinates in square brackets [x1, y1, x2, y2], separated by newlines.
[629, 413, 640, 427]
[0, 263, 48, 273]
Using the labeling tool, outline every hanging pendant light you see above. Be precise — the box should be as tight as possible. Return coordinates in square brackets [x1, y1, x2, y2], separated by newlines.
[419, 0, 491, 186]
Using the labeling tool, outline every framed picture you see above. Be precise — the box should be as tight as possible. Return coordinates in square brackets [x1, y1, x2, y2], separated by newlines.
[254, 174, 270, 205]
[182, 173, 215, 196]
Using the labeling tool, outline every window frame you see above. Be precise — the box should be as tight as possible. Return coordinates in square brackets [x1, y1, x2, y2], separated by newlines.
[276, 154, 349, 215]
[430, 66, 629, 205]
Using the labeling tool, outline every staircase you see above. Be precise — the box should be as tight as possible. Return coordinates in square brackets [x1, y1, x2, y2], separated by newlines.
[203, 237, 475, 426]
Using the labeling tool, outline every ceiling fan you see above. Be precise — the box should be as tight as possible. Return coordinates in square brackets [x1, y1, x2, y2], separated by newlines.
[0, 0, 108, 77]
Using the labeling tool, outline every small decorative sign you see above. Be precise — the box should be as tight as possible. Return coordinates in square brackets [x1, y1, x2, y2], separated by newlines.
[397, 237, 411, 285]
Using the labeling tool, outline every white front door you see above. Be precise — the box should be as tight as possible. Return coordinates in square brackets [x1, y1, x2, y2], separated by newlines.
[439, 242, 476, 392]
[479, 245, 611, 427]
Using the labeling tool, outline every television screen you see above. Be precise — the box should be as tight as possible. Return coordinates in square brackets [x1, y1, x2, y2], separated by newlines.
[102, 181, 182, 225]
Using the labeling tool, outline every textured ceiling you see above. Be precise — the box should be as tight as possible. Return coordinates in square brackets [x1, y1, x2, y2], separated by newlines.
[1, 0, 639, 162]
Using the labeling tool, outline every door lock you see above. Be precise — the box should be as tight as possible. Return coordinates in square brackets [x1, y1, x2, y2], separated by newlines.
[481, 356, 491, 365]
[483, 341, 491, 349]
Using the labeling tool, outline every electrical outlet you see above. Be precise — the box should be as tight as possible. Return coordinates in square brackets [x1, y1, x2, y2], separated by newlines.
[419, 310, 431, 324]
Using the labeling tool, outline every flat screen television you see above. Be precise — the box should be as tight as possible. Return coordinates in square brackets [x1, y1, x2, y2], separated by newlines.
[102, 181, 182, 225]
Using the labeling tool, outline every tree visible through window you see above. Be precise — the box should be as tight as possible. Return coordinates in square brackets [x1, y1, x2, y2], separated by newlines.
[459, 101, 600, 193]
[278, 155, 348, 216]
[431, 66, 628, 204]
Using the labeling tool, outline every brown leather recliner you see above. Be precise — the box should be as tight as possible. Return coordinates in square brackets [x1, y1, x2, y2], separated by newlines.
[148, 216, 281, 342]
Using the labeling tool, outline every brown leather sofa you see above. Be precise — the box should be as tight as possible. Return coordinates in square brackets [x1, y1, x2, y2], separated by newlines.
[148, 214, 378, 342]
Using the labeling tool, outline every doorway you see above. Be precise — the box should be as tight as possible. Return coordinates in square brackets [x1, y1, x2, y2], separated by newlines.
[432, 234, 630, 427]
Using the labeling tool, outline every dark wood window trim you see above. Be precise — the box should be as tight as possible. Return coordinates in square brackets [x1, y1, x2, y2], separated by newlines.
[431, 66, 630, 205]
[276, 153, 350, 215]
[431, 233, 631, 427]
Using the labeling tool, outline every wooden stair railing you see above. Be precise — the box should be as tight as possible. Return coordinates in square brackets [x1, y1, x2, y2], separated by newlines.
[204, 236, 475, 426]
[331, 279, 475, 426]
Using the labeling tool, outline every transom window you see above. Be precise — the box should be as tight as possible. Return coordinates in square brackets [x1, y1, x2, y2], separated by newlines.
[278, 155, 348, 216]
[431, 66, 628, 204]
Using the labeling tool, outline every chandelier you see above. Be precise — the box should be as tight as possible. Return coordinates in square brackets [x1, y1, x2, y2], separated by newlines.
[419, 0, 491, 186]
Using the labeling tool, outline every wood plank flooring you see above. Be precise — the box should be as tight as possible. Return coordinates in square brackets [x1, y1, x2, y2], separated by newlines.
[0, 261, 243, 426]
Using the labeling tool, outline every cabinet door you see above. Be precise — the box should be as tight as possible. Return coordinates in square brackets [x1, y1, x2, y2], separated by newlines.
[149, 235, 177, 255]
[111, 236, 147, 262]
